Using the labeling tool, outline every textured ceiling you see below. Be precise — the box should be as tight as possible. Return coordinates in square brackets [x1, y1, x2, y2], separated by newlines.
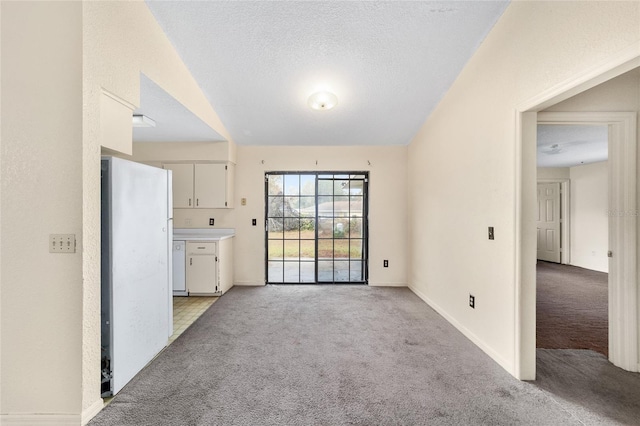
[145, 1, 509, 146]
[537, 124, 608, 168]
[133, 74, 225, 143]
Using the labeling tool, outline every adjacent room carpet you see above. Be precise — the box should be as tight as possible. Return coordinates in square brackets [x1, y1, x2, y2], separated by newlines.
[536, 349, 640, 425]
[90, 285, 639, 426]
[536, 261, 608, 356]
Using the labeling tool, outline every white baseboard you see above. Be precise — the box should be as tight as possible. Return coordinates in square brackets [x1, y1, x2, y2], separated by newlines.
[1, 398, 104, 425]
[233, 281, 265, 286]
[234, 281, 407, 287]
[81, 399, 104, 425]
[368, 281, 407, 287]
[0, 413, 80, 425]
[408, 285, 514, 377]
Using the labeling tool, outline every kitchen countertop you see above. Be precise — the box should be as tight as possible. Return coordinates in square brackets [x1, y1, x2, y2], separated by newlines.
[173, 228, 235, 241]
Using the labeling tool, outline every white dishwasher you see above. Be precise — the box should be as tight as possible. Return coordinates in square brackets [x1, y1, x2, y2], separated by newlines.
[172, 241, 187, 296]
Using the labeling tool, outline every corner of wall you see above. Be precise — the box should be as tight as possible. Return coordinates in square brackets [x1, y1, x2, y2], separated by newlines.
[408, 285, 515, 376]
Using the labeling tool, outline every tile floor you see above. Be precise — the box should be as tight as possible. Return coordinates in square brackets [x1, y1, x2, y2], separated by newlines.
[170, 296, 218, 343]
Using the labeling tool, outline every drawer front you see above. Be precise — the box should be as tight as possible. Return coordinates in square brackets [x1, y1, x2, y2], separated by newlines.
[186, 242, 217, 255]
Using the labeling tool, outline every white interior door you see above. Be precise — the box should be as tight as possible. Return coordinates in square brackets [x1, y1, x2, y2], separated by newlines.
[537, 182, 561, 263]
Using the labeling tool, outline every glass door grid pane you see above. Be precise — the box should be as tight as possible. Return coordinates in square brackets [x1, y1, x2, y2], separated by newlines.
[265, 172, 368, 284]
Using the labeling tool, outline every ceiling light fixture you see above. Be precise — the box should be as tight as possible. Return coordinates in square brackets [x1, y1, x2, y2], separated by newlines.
[308, 91, 338, 111]
[132, 114, 156, 128]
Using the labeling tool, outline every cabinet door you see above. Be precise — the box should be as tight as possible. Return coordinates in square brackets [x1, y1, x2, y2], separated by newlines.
[186, 254, 218, 294]
[225, 163, 235, 208]
[194, 163, 226, 208]
[164, 164, 194, 208]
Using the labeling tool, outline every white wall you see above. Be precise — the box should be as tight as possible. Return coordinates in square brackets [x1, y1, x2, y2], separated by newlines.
[1, 2, 85, 422]
[407, 1, 640, 377]
[569, 161, 609, 272]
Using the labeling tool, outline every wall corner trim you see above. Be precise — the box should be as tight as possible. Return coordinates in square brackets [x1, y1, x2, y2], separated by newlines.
[101, 88, 137, 111]
[81, 399, 105, 425]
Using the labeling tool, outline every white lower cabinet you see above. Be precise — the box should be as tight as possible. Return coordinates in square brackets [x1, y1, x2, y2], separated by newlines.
[186, 242, 218, 294]
[183, 238, 234, 295]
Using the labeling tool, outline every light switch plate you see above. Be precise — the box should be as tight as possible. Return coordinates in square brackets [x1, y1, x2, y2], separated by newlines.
[50, 234, 76, 253]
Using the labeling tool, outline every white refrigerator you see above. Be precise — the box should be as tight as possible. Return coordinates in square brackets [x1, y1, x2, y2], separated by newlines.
[101, 156, 173, 397]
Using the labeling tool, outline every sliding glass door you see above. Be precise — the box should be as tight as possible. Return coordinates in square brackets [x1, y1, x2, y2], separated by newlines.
[266, 172, 368, 284]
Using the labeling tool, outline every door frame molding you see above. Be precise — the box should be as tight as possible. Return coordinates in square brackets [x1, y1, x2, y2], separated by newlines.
[514, 43, 640, 380]
[537, 178, 571, 264]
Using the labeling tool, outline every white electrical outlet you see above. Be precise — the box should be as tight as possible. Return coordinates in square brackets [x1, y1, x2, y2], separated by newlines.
[50, 234, 76, 253]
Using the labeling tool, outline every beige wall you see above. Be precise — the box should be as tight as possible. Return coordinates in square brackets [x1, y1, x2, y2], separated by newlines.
[133, 141, 236, 164]
[130, 141, 238, 230]
[569, 161, 609, 273]
[1, 1, 85, 421]
[537, 167, 569, 180]
[235, 145, 408, 287]
[84, 2, 233, 155]
[543, 67, 640, 272]
[2, 1, 639, 421]
[407, 1, 640, 376]
[545, 68, 640, 114]
[81, 3, 235, 421]
[2, 2, 235, 423]
[131, 143, 409, 287]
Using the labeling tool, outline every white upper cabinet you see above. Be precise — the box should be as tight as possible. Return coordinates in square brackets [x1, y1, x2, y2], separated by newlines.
[163, 162, 234, 209]
[163, 163, 194, 208]
[195, 163, 225, 208]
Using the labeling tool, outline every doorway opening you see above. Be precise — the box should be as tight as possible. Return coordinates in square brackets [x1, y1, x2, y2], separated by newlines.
[265, 172, 369, 284]
[518, 104, 638, 379]
[536, 121, 610, 356]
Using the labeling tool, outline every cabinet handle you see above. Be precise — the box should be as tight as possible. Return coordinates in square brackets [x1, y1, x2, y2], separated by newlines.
[189, 258, 192, 266]
[197, 198, 199, 206]
[188, 198, 192, 206]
